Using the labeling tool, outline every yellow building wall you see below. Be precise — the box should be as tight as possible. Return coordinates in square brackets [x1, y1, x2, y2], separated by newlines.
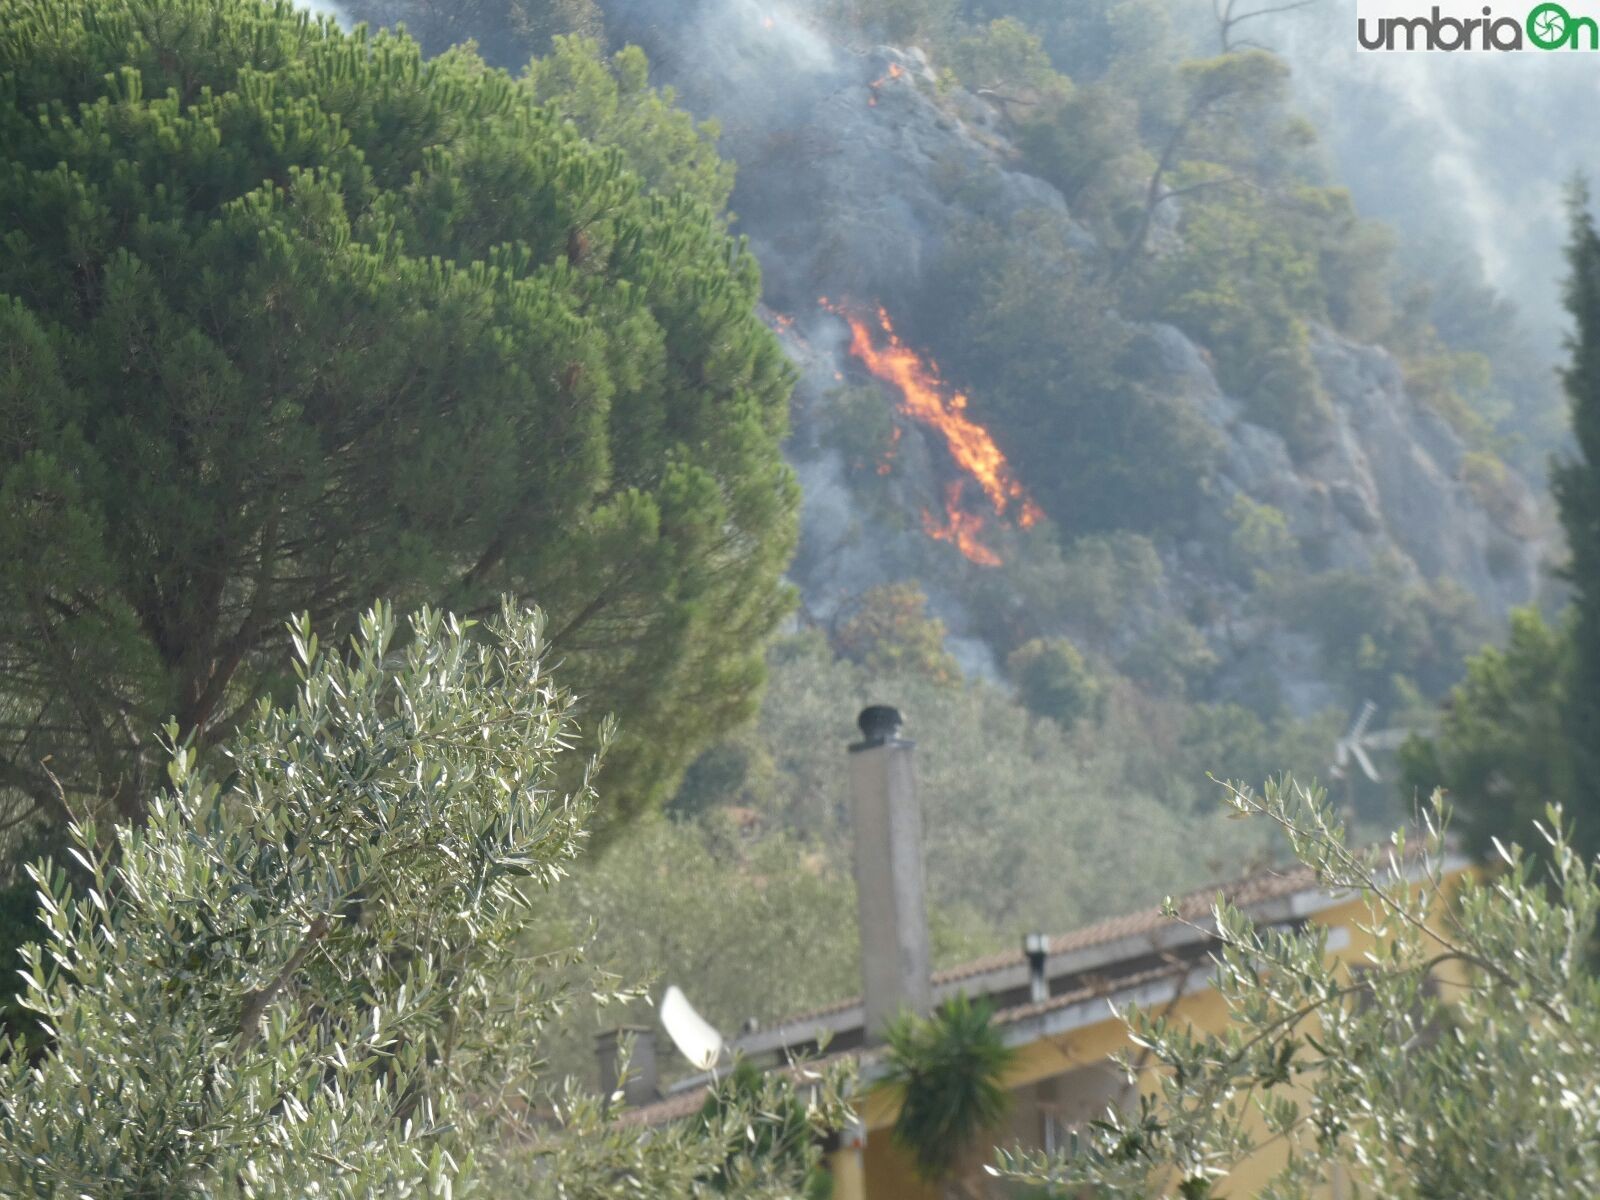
[835, 884, 1464, 1200]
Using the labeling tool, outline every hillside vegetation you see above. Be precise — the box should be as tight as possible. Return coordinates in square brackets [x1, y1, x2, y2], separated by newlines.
[5, 2, 1600, 1195]
[0, 0, 1574, 1122]
[301, 0, 1568, 1076]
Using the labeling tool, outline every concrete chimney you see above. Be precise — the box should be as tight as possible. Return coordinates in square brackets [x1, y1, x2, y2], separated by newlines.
[595, 1025, 659, 1108]
[849, 705, 931, 1041]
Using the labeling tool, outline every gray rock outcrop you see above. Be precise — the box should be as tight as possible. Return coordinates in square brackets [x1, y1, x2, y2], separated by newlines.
[616, 0, 1544, 709]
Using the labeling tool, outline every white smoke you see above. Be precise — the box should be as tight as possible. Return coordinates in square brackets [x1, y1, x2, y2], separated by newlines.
[295, 0, 348, 28]
[604, 0, 847, 132]
[1253, 0, 1600, 346]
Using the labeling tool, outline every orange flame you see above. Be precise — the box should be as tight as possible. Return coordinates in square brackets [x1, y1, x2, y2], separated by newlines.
[877, 424, 902, 475]
[924, 482, 1001, 566]
[876, 425, 902, 476]
[821, 299, 1042, 565]
[867, 61, 905, 106]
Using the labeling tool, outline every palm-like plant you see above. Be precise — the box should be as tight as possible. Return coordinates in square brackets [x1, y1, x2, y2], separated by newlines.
[879, 994, 1016, 1195]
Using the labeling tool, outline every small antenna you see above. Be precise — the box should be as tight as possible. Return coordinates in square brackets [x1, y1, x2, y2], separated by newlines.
[661, 985, 725, 1071]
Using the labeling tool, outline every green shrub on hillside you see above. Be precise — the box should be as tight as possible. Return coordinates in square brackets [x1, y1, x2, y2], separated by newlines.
[1268, 568, 1489, 707]
[1012, 84, 1146, 220]
[1141, 189, 1333, 452]
[838, 0, 959, 42]
[833, 583, 962, 686]
[917, 216, 1219, 535]
[1007, 637, 1105, 730]
[672, 632, 1270, 939]
[526, 36, 736, 211]
[343, 0, 606, 63]
[949, 17, 1063, 95]
[1226, 494, 1299, 578]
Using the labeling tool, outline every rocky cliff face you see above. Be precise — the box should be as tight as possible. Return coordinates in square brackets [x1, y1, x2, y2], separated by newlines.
[612, 0, 1542, 712]
[1181, 323, 1538, 616]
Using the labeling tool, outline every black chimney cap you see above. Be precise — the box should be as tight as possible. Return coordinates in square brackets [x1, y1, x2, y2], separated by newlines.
[852, 705, 904, 751]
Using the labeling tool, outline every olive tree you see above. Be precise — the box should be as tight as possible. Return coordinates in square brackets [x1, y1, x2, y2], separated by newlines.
[0, 604, 846, 1198]
[1000, 778, 1600, 1198]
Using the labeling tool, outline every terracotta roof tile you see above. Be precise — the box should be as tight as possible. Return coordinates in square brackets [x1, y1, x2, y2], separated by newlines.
[616, 848, 1453, 1130]
[763, 859, 1319, 1030]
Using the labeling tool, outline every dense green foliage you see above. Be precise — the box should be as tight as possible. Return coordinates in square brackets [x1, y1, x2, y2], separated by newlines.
[524, 35, 736, 211]
[880, 994, 1015, 1186]
[832, 583, 960, 686]
[342, 0, 605, 64]
[1405, 195, 1600, 857]
[699, 1061, 837, 1199]
[0, 604, 849, 1197]
[1002, 781, 1600, 1198]
[670, 631, 1290, 937]
[1554, 191, 1600, 853]
[1399, 608, 1571, 858]
[0, 0, 795, 841]
[947, 17, 1060, 97]
[1005, 637, 1103, 730]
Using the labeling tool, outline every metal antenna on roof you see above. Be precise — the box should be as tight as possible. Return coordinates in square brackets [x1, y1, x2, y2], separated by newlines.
[660, 985, 726, 1072]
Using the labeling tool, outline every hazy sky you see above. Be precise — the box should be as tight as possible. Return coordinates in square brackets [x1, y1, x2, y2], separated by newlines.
[1258, 0, 1600, 345]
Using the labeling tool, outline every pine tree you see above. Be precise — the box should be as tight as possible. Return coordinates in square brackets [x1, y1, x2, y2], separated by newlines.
[1554, 185, 1600, 849]
[0, 0, 796, 844]
[1404, 187, 1600, 857]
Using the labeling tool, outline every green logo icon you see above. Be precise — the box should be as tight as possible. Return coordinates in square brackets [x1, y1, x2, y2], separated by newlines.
[1526, 1, 1599, 48]
[1528, 2, 1571, 45]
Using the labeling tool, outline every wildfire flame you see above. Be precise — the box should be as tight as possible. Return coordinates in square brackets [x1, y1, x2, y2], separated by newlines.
[877, 424, 901, 476]
[820, 298, 1042, 565]
[867, 61, 905, 106]
[924, 482, 1001, 566]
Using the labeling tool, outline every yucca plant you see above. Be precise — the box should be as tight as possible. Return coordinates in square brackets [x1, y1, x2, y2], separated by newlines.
[879, 993, 1016, 1197]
